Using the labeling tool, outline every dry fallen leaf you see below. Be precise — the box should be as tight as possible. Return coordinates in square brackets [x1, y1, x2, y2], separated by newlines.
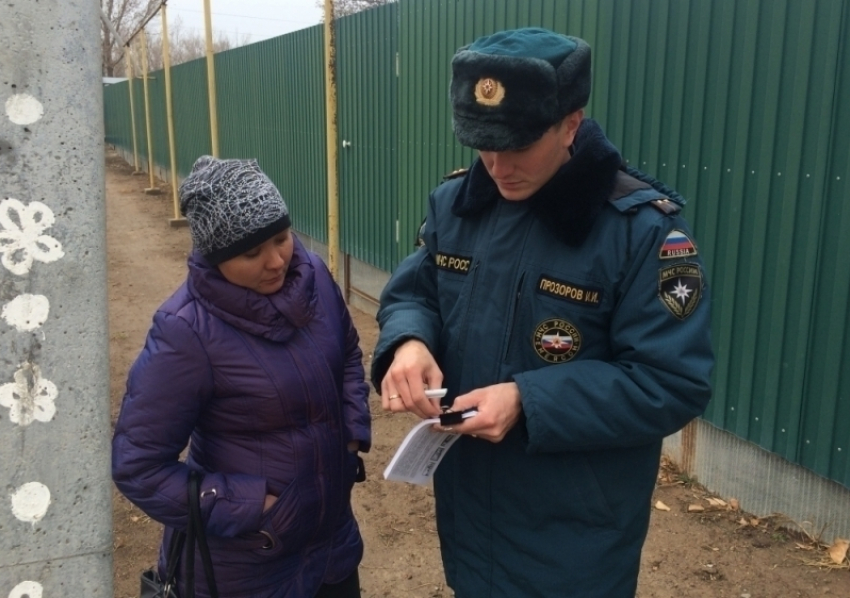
[706, 497, 727, 508]
[130, 516, 140, 523]
[750, 517, 760, 527]
[795, 542, 815, 551]
[688, 504, 705, 513]
[729, 498, 740, 511]
[738, 517, 750, 527]
[655, 500, 671, 512]
[827, 539, 849, 565]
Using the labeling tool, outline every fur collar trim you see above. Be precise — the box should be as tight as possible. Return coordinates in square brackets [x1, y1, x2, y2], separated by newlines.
[451, 118, 622, 247]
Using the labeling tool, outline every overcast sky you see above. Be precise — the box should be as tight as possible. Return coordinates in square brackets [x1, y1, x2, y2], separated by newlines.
[160, 0, 324, 45]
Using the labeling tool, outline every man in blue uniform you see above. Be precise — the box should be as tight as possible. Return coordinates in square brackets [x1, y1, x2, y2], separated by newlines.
[372, 28, 714, 597]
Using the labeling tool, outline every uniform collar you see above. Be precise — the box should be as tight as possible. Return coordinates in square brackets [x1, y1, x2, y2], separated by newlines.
[451, 118, 622, 247]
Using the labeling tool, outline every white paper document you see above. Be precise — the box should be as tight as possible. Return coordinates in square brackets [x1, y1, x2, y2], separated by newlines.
[383, 409, 477, 485]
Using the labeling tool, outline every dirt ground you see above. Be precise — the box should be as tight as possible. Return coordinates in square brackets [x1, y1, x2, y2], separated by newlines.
[105, 148, 850, 597]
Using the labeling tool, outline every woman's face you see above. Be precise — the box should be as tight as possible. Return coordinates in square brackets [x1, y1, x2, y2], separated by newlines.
[217, 229, 294, 294]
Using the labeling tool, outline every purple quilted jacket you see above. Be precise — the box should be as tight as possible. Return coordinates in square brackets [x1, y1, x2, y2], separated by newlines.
[112, 236, 371, 597]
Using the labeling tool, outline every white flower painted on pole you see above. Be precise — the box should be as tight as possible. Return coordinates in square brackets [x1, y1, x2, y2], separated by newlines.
[4, 93, 44, 125]
[10, 482, 51, 524]
[2, 294, 50, 331]
[8, 581, 43, 598]
[0, 363, 57, 426]
[0, 198, 64, 275]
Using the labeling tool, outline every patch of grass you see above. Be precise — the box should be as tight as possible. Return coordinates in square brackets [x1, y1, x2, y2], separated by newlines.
[676, 472, 699, 488]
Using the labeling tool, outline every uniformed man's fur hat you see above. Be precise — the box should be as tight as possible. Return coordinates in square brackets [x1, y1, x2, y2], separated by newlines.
[450, 28, 591, 151]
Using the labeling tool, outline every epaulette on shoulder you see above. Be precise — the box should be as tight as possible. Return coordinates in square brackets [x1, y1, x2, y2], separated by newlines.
[609, 169, 684, 216]
[442, 167, 468, 181]
[650, 198, 682, 215]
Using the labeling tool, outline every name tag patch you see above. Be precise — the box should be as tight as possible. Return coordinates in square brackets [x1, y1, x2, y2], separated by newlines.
[537, 275, 602, 307]
[659, 230, 698, 259]
[533, 319, 582, 363]
[435, 252, 472, 274]
[658, 263, 702, 320]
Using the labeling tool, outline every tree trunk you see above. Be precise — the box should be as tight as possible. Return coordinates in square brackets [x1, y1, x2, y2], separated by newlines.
[102, 31, 114, 77]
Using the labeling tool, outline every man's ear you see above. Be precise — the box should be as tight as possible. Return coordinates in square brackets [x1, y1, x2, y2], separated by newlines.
[561, 109, 584, 148]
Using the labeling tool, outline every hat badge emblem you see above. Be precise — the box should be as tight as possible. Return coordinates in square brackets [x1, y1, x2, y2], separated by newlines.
[474, 77, 505, 106]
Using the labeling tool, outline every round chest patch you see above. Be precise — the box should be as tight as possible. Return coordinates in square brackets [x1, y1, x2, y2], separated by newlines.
[533, 319, 581, 363]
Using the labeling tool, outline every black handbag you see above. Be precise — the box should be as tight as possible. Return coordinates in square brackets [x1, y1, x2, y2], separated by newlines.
[140, 470, 219, 598]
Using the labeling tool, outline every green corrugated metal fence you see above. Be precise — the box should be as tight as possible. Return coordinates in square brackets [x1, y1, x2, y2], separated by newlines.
[800, 0, 850, 485]
[103, 84, 131, 150]
[216, 28, 328, 241]
[169, 58, 212, 180]
[102, 0, 850, 489]
[338, 3, 399, 271]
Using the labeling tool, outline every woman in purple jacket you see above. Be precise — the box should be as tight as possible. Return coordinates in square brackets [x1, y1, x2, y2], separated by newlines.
[112, 156, 371, 598]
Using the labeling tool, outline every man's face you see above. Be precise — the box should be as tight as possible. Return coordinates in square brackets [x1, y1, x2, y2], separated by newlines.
[478, 111, 583, 201]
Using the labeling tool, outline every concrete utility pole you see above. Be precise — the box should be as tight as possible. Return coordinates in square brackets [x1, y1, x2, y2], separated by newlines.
[0, 1, 113, 595]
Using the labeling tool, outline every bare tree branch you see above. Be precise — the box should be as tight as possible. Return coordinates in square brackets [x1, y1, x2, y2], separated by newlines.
[316, 0, 395, 19]
[102, 4, 250, 77]
[101, 0, 159, 76]
[121, 15, 250, 75]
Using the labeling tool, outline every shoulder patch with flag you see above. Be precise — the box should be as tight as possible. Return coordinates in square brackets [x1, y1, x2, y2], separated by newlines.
[659, 230, 698, 259]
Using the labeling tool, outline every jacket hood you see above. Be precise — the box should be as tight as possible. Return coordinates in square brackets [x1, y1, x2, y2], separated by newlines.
[451, 118, 622, 247]
[186, 235, 317, 342]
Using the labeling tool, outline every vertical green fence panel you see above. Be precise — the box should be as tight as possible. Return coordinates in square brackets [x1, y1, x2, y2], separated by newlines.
[131, 77, 147, 169]
[398, 0, 472, 259]
[338, 3, 399, 272]
[103, 83, 132, 150]
[147, 70, 169, 175]
[742, 0, 800, 454]
[748, 0, 841, 459]
[800, 0, 850, 483]
[170, 58, 213, 177]
[692, 0, 846, 482]
[215, 28, 328, 242]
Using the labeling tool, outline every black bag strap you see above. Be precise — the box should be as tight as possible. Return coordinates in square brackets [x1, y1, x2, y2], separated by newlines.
[188, 470, 219, 598]
[184, 491, 196, 598]
[158, 470, 219, 598]
[161, 525, 185, 596]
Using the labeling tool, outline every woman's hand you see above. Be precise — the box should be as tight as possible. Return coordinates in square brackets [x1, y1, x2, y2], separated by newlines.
[262, 494, 278, 513]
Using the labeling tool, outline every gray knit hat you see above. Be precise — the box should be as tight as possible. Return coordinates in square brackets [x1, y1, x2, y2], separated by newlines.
[179, 156, 291, 265]
[450, 28, 591, 151]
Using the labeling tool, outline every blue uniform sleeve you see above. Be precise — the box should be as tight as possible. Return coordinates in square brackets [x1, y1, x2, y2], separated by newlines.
[515, 216, 714, 453]
[111, 311, 267, 537]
